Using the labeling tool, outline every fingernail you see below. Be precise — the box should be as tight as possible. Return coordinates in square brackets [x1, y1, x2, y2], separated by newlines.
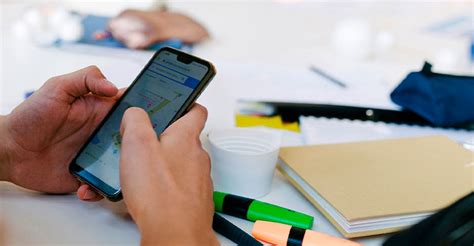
[83, 190, 96, 200]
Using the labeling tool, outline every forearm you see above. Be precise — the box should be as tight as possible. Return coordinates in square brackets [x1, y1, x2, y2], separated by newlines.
[0, 115, 12, 181]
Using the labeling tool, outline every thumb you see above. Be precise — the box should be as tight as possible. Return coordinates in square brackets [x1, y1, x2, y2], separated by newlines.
[120, 107, 157, 144]
[119, 107, 159, 195]
[45, 66, 118, 103]
[162, 104, 208, 140]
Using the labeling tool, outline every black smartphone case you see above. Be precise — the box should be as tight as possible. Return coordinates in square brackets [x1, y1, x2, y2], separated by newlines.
[384, 192, 474, 246]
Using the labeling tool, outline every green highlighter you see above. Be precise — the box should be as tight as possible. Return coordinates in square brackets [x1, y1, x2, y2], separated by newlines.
[213, 191, 314, 229]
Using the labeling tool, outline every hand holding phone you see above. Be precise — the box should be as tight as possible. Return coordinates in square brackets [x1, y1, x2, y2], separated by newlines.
[0, 66, 119, 195]
[70, 47, 216, 201]
[119, 106, 217, 245]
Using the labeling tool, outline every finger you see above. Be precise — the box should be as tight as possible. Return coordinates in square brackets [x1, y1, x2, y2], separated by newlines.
[86, 87, 127, 128]
[76, 184, 103, 202]
[161, 104, 207, 140]
[120, 107, 155, 139]
[119, 107, 159, 196]
[123, 32, 155, 50]
[108, 15, 145, 34]
[48, 66, 118, 103]
[120, 107, 159, 168]
[110, 29, 149, 50]
[108, 16, 150, 49]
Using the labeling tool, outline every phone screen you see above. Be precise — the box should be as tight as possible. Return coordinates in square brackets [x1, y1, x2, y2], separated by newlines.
[72, 49, 210, 195]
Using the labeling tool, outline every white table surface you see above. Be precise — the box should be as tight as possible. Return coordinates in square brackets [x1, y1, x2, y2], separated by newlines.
[1, 1, 472, 245]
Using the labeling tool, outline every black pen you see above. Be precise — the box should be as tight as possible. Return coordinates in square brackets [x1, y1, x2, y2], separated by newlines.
[212, 213, 263, 246]
[309, 65, 347, 88]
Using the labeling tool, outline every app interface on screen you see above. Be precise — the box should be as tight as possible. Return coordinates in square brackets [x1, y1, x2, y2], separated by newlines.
[76, 51, 209, 190]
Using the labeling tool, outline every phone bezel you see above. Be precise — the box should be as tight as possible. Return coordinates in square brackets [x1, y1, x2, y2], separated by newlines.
[69, 47, 216, 201]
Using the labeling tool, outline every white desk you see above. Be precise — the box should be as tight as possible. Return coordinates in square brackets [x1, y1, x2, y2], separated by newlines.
[1, 1, 472, 245]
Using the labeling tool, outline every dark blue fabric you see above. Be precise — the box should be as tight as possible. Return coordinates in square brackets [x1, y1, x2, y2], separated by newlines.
[78, 15, 185, 50]
[390, 62, 474, 127]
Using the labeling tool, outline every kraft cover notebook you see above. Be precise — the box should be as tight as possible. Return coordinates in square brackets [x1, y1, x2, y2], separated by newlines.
[278, 136, 473, 238]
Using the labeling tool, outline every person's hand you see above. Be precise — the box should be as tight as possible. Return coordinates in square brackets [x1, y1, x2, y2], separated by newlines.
[119, 105, 218, 245]
[0, 66, 119, 201]
[108, 9, 210, 49]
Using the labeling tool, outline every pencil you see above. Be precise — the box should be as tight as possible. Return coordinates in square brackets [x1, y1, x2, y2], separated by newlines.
[309, 65, 348, 88]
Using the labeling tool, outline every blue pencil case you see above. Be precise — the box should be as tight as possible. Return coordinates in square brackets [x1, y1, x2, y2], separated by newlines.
[390, 62, 474, 127]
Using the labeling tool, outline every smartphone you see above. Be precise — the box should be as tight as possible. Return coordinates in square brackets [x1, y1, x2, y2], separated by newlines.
[69, 47, 216, 201]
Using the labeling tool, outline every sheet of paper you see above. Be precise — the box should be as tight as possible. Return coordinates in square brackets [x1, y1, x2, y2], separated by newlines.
[214, 60, 399, 110]
[300, 116, 474, 145]
[425, 15, 473, 37]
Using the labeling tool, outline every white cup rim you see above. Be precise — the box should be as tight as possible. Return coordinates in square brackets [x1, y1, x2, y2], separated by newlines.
[208, 128, 281, 156]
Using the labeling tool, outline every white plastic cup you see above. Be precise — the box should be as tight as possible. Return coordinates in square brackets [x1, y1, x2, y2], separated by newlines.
[208, 128, 281, 198]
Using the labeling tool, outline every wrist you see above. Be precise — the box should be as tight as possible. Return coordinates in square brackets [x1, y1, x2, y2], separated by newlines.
[137, 209, 218, 245]
[140, 226, 218, 246]
[0, 115, 13, 181]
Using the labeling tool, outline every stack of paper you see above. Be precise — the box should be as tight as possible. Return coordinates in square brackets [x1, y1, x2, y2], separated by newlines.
[299, 116, 473, 145]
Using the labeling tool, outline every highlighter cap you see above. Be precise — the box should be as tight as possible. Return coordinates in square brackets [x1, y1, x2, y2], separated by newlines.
[252, 220, 291, 245]
[253, 221, 362, 246]
[248, 200, 314, 229]
[213, 191, 227, 212]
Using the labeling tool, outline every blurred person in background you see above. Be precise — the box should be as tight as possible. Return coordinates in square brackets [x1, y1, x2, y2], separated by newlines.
[108, 8, 209, 49]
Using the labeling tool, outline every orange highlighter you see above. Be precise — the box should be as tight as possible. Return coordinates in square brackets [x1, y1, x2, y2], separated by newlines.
[252, 221, 361, 246]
